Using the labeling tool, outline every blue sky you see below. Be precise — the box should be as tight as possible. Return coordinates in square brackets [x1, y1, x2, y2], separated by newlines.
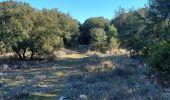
[1, 0, 148, 23]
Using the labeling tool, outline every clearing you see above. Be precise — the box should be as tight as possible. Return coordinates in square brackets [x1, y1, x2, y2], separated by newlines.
[0, 49, 168, 100]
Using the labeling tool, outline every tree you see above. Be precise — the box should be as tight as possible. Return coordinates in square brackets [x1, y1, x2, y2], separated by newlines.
[147, 0, 170, 80]
[28, 9, 64, 59]
[149, 0, 170, 41]
[0, 1, 34, 59]
[89, 28, 107, 52]
[105, 25, 119, 50]
[148, 41, 170, 79]
[137, 0, 170, 56]
[0, 1, 79, 60]
[112, 8, 149, 53]
[106, 25, 117, 40]
[149, 0, 170, 20]
[57, 12, 79, 47]
[79, 17, 109, 44]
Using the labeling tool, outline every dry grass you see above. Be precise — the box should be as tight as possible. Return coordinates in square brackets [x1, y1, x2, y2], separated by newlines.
[86, 50, 104, 56]
[61, 53, 88, 59]
[106, 48, 129, 56]
[62, 51, 162, 100]
[54, 50, 66, 57]
[85, 60, 116, 72]
[0, 49, 164, 100]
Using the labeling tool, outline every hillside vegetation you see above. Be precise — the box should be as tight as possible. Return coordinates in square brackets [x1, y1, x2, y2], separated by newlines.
[0, 0, 170, 100]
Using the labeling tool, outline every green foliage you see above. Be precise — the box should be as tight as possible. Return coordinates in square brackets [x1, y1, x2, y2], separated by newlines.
[112, 8, 150, 52]
[106, 25, 117, 40]
[79, 17, 109, 44]
[109, 37, 120, 50]
[145, 0, 170, 80]
[79, 17, 119, 52]
[0, 1, 34, 59]
[148, 41, 170, 79]
[106, 25, 119, 49]
[57, 12, 79, 47]
[89, 28, 107, 52]
[28, 9, 64, 58]
[149, 0, 170, 20]
[0, 1, 79, 60]
[148, 0, 170, 42]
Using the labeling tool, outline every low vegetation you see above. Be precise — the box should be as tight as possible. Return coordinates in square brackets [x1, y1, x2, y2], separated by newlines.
[0, 50, 164, 100]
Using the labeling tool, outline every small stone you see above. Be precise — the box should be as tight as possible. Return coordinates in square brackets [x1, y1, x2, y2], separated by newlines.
[79, 94, 88, 100]
[35, 75, 47, 81]
[58, 96, 66, 100]
[1, 64, 9, 70]
[14, 65, 18, 69]
[15, 75, 25, 80]
[0, 72, 7, 77]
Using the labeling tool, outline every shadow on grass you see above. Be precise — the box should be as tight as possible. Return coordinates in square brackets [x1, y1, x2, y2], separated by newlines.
[0, 53, 159, 100]
[58, 54, 161, 100]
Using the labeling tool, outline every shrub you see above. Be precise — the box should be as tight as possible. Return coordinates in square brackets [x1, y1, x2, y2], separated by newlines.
[0, 1, 79, 60]
[148, 41, 170, 79]
[79, 17, 110, 44]
[109, 37, 120, 50]
[89, 28, 108, 52]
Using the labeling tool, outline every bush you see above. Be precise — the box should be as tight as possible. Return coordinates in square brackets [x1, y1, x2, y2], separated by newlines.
[89, 28, 108, 52]
[0, 1, 79, 60]
[148, 41, 170, 79]
[109, 37, 120, 50]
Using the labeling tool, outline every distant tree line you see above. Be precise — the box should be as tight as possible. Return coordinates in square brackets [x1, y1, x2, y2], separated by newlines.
[0, 1, 119, 58]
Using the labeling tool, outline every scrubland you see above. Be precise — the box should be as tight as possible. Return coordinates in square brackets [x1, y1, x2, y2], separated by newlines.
[0, 49, 168, 100]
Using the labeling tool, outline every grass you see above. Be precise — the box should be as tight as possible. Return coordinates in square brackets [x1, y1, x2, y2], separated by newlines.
[27, 93, 57, 100]
[0, 53, 86, 99]
[61, 53, 88, 59]
[60, 53, 162, 100]
[7, 80, 26, 86]
[0, 50, 164, 100]
[32, 93, 57, 97]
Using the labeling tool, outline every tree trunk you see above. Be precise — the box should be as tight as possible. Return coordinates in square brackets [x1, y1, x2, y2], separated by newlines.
[16, 52, 23, 60]
[22, 49, 26, 59]
[30, 51, 34, 60]
[12, 46, 23, 60]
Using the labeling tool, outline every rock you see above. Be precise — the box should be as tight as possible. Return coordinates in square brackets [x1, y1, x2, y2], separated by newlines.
[14, 65, 18, 69]
[58, 96, 66, 100]
[15, 75, 25, 80]
[1, 64, 9, 71]
[35, 75, 47, 81]
[0, 72, 7, 77]
[79, 94, 88, 100]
